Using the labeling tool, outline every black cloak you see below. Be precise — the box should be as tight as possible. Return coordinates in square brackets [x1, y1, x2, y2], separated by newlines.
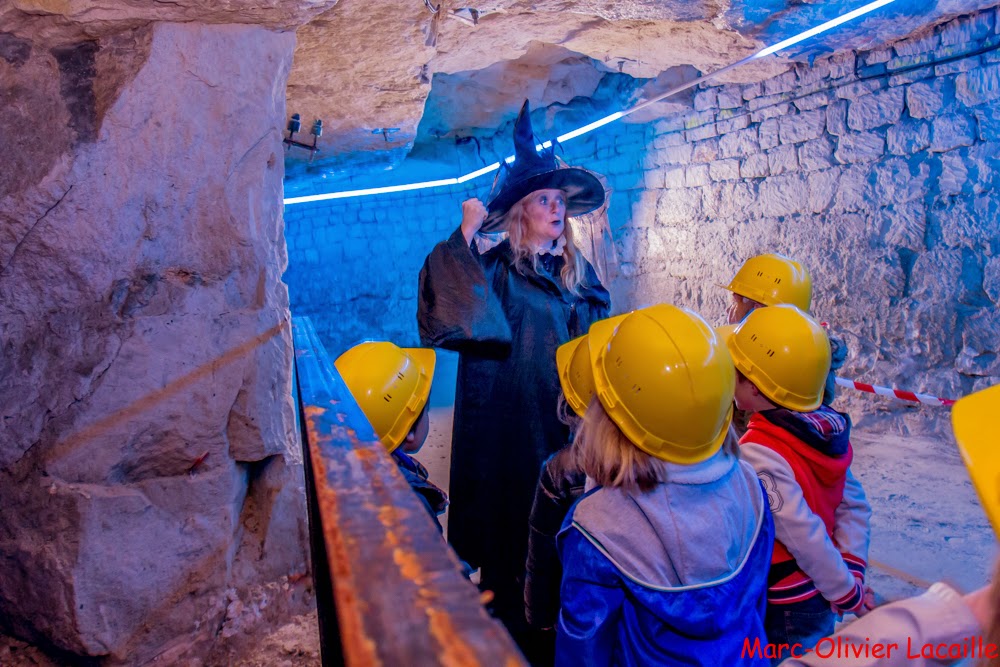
[417, 226, 611, 581]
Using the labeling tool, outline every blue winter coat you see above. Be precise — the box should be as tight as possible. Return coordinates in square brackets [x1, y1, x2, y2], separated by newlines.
[556, 450, 774, 667]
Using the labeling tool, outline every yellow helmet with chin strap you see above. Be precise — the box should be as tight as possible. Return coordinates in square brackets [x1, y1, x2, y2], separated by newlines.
[589, 304, 735, 464]
[952, 383, 1000, 540]
[334, 341, 436, 452]
[556, 314, 629, 418]
[722, 253, 812, 311]
[726, 305, 830, 412]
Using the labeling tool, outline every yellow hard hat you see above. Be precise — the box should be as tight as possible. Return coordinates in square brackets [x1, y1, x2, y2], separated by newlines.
[590, 304, 735, 464]
[726, 305, 830, 412]
[952, 383, 1000, 540]
[722, 253, 812, 311]
[557, 314, 629, 418]
[715, 324, 737, 345]
[334, 341, 436, 452]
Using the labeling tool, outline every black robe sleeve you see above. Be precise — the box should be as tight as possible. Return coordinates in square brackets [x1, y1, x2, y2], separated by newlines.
[417, 226, 513, 352]
[570, 258, 612, 337]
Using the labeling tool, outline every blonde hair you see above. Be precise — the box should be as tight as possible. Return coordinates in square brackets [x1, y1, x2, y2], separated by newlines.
[573, 398, 670, 494]
[505, 191, 588, 296]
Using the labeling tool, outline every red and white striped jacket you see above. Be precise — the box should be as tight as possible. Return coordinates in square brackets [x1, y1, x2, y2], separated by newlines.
[740, 406, 871, 612]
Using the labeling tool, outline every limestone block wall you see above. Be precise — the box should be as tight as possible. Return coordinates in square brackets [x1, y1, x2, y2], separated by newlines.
[625, 9, 1000, 434]
[285, 184, 476, 352]
[285, 8, 1000, 435]
[0, 22, 307, 664]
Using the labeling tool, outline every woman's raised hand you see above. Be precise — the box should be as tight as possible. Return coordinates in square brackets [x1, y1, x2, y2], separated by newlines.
[460, 198, 488, 246]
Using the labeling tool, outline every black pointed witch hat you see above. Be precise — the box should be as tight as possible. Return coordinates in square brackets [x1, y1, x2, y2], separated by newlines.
[482, 100, 605, 232]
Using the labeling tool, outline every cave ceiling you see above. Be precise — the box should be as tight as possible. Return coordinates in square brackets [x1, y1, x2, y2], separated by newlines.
[3, 0, 996, 193]
[284, 0, 998, 193]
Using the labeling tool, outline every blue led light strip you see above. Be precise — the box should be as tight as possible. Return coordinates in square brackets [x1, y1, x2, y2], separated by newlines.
[284, 0, 896, 206]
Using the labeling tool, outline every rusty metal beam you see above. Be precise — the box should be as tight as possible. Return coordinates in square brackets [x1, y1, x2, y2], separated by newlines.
[292, 317, 525, 667]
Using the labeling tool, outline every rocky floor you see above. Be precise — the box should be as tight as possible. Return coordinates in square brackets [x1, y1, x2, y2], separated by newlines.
[216, 612, 321, 667]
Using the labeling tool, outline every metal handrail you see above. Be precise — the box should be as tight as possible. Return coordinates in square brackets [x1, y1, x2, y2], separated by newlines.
[292, 317, 524, 666]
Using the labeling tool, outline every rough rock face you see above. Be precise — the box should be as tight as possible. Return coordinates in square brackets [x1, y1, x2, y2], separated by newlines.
[285, 0, 1000, 187]
[0, 0, 339, 37]
[0, 21, 306, 664]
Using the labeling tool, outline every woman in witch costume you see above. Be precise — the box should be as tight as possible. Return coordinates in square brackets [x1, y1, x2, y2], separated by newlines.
[417, 101, 611, 652]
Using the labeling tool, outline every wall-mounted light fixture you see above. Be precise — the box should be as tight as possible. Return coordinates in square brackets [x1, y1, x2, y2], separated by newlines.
[284, 113, 323, 162]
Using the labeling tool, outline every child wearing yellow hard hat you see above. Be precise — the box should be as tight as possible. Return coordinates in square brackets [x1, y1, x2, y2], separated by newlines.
[555, 304, 774, 666]
[723, 305, 871, 661]
[721, 253, 813, 324]
[778, 382, 998, 666]
[721, 253, 848, 428]
[335, 341, 447, 531]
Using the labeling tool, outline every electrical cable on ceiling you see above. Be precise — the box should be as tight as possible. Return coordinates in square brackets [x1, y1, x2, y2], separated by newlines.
[284, 0, 897, 206]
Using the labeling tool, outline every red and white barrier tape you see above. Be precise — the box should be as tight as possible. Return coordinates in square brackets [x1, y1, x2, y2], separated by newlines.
[835, 377, 957, 407]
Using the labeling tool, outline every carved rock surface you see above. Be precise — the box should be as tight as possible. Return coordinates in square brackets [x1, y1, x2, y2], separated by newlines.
[283, 0, 1000, 188]
[0, 22, 305, 664]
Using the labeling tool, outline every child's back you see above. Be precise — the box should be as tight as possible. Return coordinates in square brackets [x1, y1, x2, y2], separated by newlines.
[555, 304, 773, 667]
[560, 447, 771, 666]
[725, 306, 871, 653]
[741, 406, 868, 602]
[335, 341, 448, 531]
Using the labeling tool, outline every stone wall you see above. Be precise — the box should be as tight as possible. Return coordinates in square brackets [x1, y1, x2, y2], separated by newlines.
[285, 184, 475, 352]
[0, 22, 308, 664]
[284, 8, 1000, 435]
[626, 9, 1000, 434]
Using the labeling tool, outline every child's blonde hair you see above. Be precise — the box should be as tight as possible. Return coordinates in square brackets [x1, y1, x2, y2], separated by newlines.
[574, 398, 669, 494]
[575, 399, 741, 495]
[505, 191, 587, 296]
[556, 393, 582, 435]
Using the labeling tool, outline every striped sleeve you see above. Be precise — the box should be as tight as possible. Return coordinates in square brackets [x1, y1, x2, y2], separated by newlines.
[741, 443, 859, 604]
[833, 468, 871, 582]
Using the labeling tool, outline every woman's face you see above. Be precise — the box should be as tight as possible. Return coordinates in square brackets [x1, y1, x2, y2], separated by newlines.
[523, 188, 566, 245]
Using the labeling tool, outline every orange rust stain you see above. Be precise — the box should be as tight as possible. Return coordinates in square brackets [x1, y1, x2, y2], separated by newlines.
[427, 606, 488, 667]
[377, 504, 400, 524]
[303, 405, 327, 420]
[302, 381, 524, 665]
[393, 548, 427, 584]
[356, 446, 380, 461]
[307, 437, 382, 666]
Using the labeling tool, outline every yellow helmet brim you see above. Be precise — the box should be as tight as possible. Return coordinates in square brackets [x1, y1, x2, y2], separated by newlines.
[952, 383, 1000, 540]
[557, 335, 589, 418]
